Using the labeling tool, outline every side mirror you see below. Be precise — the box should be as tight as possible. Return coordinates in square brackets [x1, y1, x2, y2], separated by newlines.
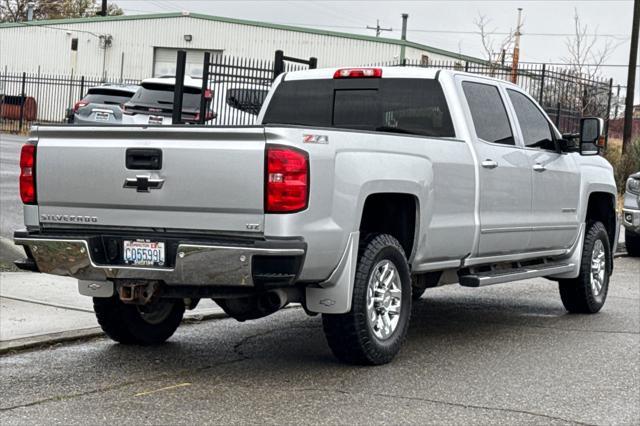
[579, 117, 605, 155]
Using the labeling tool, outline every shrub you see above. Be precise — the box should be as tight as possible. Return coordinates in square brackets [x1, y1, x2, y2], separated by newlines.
[604, 137, 640, 194]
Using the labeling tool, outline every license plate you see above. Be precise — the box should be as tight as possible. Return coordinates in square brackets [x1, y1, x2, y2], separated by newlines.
[148, 115, 163, 125]
[94, 111, 110, 121]
[123, 240, 165, 266]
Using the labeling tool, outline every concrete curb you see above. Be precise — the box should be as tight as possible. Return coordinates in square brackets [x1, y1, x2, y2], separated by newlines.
[0, 310, 230, 355]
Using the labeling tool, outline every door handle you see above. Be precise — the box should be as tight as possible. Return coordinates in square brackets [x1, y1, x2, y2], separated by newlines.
[481, 159, 498, 169]
[533, 163, 546, 172]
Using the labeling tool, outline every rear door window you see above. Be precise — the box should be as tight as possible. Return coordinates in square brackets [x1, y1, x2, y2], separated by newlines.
[83, 89, 134, 106]
[462, 82, 514, 145]
[129, 83, 202, 110]
[263, 78, 455, 137]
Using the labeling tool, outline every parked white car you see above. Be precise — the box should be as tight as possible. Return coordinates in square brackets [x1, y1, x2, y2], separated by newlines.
[208, 82, 270, 126]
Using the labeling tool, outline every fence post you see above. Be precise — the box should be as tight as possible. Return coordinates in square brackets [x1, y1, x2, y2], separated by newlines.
[80, 75, 85, 99]
[273, 50, 284, 79]
[309, 57, 318, 69]
[555, 102, 561, 127]
[199, 51, 211, 124]
[464, 61, 469, 72]
[18, 72, 26, 133]
[172, 50, 187, 125]
[613, 84, 621, 119]
[604, 78, 613, 147]
[538, 63, 546, 104]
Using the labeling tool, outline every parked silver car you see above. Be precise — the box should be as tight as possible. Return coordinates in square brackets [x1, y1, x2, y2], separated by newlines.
[622, 172, 640, 256]
[69, 84, 140, 125]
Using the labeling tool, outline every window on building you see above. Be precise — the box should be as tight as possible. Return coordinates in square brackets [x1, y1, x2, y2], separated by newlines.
[153, 47, 223, 77]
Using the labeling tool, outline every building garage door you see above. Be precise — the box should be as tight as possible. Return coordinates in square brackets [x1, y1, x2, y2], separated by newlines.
[153, 47, 223, 77]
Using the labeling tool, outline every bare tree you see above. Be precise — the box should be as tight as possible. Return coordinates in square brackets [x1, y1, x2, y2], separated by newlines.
[562, 9, 619, 115]
[1, 0, 122, 22]
[563, 9, 616, 80]
[474, 14, 517, 69]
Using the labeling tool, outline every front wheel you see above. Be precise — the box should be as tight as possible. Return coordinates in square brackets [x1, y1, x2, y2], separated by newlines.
[558, 221, 611, 314]
[94, 296, 185, 345]
[322, 234, 412, 365]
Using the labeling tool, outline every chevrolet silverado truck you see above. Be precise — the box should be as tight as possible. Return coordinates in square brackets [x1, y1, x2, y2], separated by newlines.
[14, 67, 618, 365]
[622, 172, 640, 256]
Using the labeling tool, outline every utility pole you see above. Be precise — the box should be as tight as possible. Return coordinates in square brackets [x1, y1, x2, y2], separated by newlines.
[622, 0, 639, 154]
[401, 13, 409, 41]
[367, 20, 392, 37]
[400, 13, 409, 64]
[97, 0, 107, 17]
[511, 7, 523, 83]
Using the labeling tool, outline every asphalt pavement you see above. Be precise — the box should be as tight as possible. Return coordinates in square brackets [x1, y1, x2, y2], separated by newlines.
[1, 256, 638, 425]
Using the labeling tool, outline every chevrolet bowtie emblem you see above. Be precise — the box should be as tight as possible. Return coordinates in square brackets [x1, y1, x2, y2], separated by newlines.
[123, 175, 165, 192]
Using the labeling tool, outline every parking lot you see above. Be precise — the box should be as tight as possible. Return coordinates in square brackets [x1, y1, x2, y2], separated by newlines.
[1, 255, 638, 425]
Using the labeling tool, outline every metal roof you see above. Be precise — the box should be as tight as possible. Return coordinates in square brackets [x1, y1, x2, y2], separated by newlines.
[0, 12, 485, 64]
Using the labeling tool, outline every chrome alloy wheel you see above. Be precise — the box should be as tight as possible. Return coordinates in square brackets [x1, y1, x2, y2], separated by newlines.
[590, 239, 606, 297]
[366, 260, 402, 340]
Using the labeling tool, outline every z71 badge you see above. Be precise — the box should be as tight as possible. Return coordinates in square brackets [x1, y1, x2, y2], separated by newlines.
[303, 134, 328, 144]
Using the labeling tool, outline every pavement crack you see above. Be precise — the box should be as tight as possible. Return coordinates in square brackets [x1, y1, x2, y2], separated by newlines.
[0, 380, 141, 412]
[0, 324, 321, 412]
[232, 324, 321, 359]
[295, 387, 595, 426]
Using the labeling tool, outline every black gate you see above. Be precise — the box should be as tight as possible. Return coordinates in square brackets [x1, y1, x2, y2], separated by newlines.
[171, 50, 317, 126]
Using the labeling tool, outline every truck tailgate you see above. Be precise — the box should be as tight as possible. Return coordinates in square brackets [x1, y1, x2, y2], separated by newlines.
[35, 126, 266, 234]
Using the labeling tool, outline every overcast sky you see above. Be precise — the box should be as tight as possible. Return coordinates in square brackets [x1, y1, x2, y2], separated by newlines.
[118, 0, 638, 102]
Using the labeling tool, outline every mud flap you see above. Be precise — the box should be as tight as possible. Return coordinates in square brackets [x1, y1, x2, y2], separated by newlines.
[305, 232, 359, 314]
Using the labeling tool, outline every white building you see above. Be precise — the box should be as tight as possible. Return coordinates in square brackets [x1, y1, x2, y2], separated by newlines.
[0, 11, 483, 79]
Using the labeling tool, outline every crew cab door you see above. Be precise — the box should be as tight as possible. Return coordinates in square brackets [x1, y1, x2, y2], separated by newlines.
[460, 79, 533, 257]
[505, 88, 581, 251]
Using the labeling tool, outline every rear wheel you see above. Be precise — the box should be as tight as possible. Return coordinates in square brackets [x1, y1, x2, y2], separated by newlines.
[625, 229, 640, 257]
[94, 296, 185, 345]
[559, 221, 611, 313]
[322, 234, 411, 365]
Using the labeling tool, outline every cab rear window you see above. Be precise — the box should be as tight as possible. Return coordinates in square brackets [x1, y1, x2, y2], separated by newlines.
[263, 78, 455, 138]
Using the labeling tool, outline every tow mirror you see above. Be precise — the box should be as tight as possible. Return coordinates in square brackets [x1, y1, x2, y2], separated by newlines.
[579, 117, 605, 155]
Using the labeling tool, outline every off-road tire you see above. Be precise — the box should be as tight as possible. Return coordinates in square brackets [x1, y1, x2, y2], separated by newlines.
[93, 296, 185, 345]
[559, 221, 611, 314]
[322, 233, 412, 365]
[625, 229, 640, 257]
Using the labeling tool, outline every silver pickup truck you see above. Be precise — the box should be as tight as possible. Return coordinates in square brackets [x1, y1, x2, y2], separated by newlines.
[14, 67, 618, 365]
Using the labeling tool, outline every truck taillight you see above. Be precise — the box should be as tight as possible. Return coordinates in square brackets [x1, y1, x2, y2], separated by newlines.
[20, 144, 36, 204]
[265, 145, 309, 213]
[333, 68, 382, 79]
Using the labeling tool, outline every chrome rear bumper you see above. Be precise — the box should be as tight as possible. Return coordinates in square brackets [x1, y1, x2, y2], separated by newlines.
[14, 235, 305, 287]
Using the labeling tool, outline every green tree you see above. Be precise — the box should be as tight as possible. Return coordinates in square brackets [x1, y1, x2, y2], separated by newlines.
[1, 0, 123, 23]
